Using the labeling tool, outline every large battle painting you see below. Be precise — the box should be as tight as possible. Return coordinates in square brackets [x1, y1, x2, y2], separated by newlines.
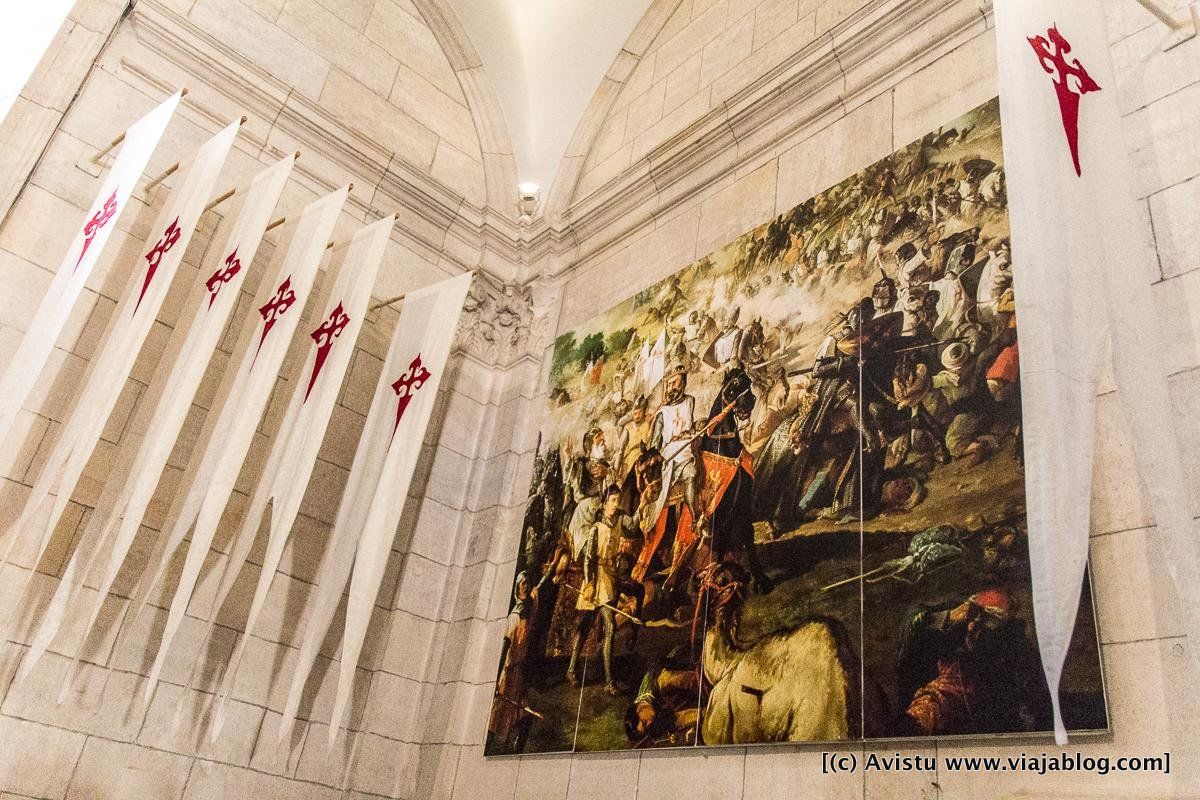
[485, 98, 1108, 756]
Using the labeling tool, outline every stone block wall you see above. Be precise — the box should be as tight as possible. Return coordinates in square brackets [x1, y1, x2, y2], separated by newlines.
[430, 0, 1200, 798]
[0, 0, 517, 798]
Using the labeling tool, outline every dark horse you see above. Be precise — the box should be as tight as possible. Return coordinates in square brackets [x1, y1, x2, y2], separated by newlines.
[696, 368, 774, 595]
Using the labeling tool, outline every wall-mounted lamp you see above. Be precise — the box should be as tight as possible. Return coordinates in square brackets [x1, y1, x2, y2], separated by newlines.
[518, 182, 541, 218]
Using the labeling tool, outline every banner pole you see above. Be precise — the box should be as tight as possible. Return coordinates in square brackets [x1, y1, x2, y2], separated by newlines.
[90, 87, 188, 165]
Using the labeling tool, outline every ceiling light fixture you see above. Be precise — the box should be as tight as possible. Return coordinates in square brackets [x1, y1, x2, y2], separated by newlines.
[517, 182, 541, 218]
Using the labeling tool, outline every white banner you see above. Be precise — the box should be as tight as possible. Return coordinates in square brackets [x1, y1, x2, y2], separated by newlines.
[643, 329, 666, 389]
[0, 90, 181, 470]
[0, 118, 240, 587]
[278, 271, 474, 745]
[137, 185, 349, 706]
[13, 154, 296, 688]
[203, 214, 394, 738]
[995, 1, 1200, 742]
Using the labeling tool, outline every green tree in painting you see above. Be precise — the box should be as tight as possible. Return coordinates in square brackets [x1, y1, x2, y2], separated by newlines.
[605, 327, 636, 357]
[549, 331, 577, 388]
[577, 332, 606, 368]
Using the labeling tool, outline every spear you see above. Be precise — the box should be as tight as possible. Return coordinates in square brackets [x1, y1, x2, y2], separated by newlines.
[494, 694, 546, 720]
[658, 386, 754, 463]
[893, 336, 967, 354]
[561, 583, 645, 625]
[820, 558, 911, 592]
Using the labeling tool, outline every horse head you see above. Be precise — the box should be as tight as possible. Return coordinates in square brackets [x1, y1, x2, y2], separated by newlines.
[711, 368, 755, 425]
[700, 369, 755, 459]
[697, 561, 752, 648]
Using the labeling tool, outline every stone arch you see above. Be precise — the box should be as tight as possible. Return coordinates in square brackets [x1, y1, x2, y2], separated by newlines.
[542, 0, 685, 222]
[410, 0, 521, 217]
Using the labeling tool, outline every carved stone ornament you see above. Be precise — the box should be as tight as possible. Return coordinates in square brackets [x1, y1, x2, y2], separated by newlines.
[455, 274, 536, 365]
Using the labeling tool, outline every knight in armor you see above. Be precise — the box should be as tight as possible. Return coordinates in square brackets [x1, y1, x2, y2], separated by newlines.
[873, 268, 899, 314]
[896, 241, 934, 308]
[754, 297, 908, 530]
[632, 363, 701, 602]
[614, 395, 651, 483]
[572, 426, 610, 502]
[703, 307, 744, 370]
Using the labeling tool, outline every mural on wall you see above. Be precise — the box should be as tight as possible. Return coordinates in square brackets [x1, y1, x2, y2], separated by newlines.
[485, 97, 1108, 756]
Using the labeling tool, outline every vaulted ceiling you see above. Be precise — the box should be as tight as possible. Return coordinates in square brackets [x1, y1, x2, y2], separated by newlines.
[443, 0, 654, 192]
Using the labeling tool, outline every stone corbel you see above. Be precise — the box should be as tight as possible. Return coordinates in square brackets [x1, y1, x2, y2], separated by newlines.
[450, 272, 563, 370]
[453, 273, 535, 367]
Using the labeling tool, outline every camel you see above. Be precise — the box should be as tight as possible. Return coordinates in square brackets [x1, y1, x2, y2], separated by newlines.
[698, 562, 861, 744]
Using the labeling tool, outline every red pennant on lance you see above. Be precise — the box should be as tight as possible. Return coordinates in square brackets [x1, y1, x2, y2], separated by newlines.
[391, 354, 432, 435]
[206, 249, 242, 310]
[304, 302, 351, 402]
[135, 217, 182, 313]
[75, 189, 119, 272]
[253, 276, 296, 364]
[1028, 24, 1101, 177]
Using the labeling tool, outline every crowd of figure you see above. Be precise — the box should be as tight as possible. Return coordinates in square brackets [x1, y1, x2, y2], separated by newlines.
[488, 128, 1054, 753]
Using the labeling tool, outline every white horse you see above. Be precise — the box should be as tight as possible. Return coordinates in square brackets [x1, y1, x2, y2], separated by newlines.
[698, 563, 860, 744]
[980, 168, 1006, 207]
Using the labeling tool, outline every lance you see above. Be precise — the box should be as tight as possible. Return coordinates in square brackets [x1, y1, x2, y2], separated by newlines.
[561, 583, 645, 625]
[494, 694, 545, 720]
[784, 336, 964, 379]
[658, 386, 753, 464]
[820, 558, 910, 592]
[893, 336, 967, 354]
[786, 361, 827, 379]
[957, 254, 988, 278]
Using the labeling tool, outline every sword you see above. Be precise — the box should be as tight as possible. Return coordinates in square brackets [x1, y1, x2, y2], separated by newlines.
[561, 583, 645, 625]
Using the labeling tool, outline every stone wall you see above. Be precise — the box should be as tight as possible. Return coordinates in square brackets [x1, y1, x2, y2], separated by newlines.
[0, 0, 526, 798]
[139, 0, 486, 205]
[432, 0, 1200, 798]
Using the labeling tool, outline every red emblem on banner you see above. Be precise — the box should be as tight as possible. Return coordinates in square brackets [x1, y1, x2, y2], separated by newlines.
[135, 216, 182, 313]
[1028, 25, 1102, 177]
[205, 249, 242, 310]
[304, 302, 351, 402]
[254, 276, 296, 362]
[75, 189, 119, 272]
[391, 354, 432, 434]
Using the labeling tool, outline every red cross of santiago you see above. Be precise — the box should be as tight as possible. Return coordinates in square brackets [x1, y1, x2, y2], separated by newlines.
[253, 275, 296, 363]
[206, 249, 242, 310]
[391, 354, 432, 434]
[304, 302, 351, 402]
[135, 216, 182, 313]
[75, 189, 119, 272]
[1028, 24, 1101, 177]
